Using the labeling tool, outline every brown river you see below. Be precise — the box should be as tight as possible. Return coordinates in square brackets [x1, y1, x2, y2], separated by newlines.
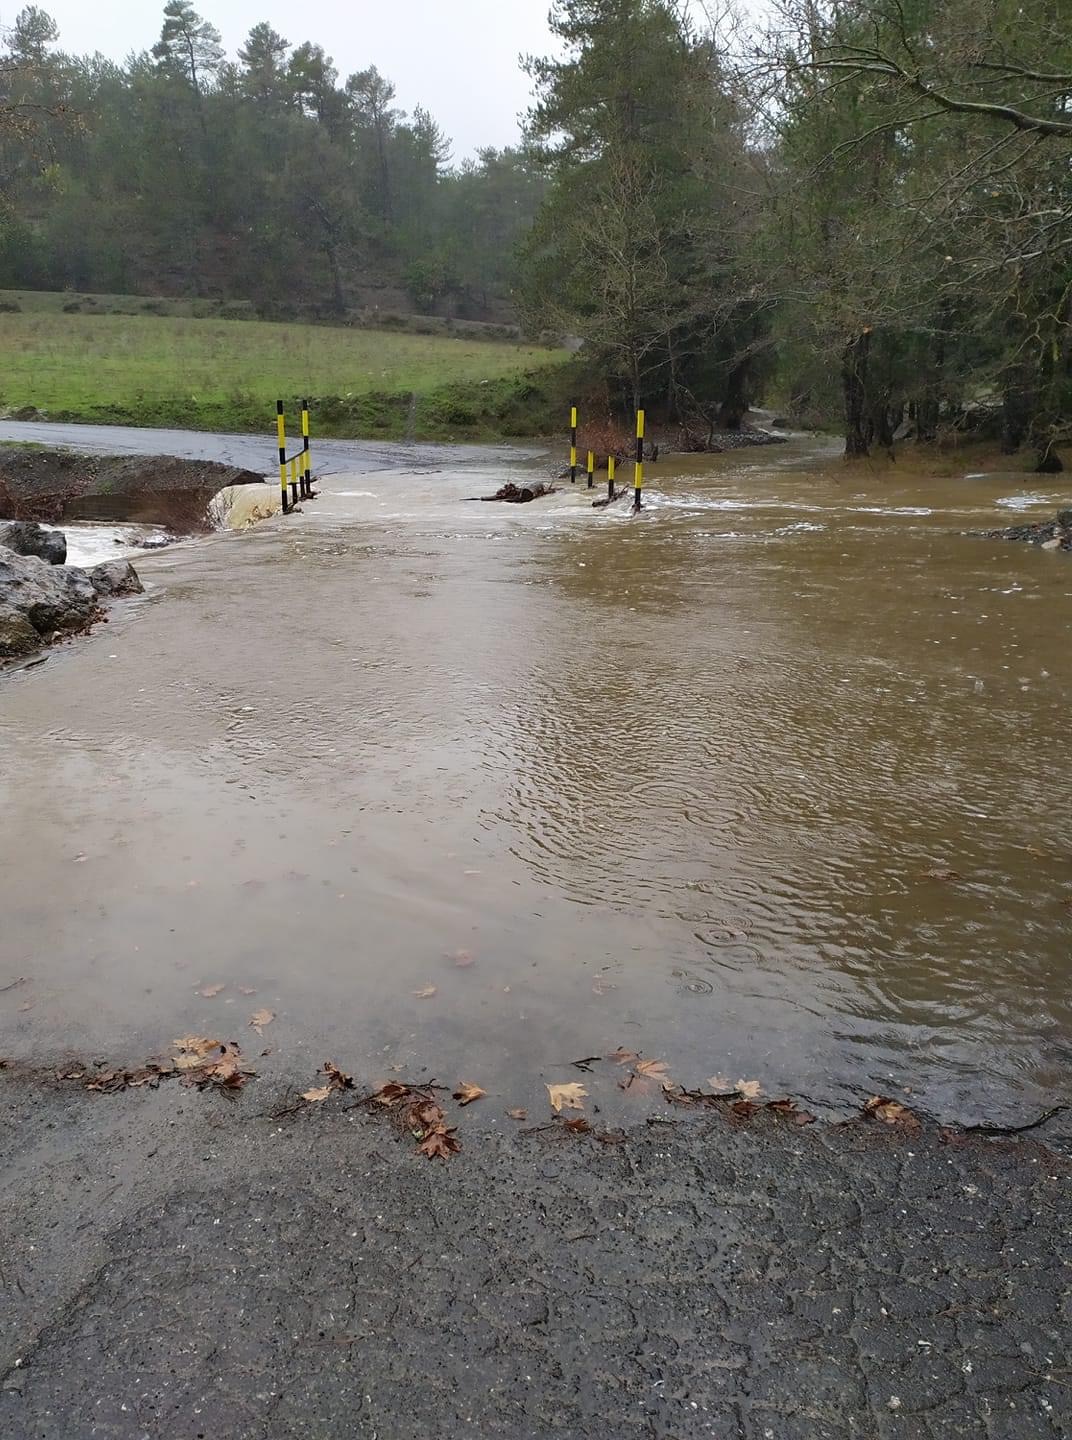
[2, 435, 1070, 1136]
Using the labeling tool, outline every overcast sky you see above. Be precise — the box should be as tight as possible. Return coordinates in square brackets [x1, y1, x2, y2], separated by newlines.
[2, 0, 562, 157]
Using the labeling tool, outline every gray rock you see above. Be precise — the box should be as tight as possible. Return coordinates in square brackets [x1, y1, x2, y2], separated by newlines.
[0, 602, 38, 657]
[0, 519, 66, 565]
[0, 550, 99, 656]
[87, 559, 143, 597]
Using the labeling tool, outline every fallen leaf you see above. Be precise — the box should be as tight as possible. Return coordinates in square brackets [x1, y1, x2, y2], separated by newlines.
[864, 1096, 921, 1130]
[546, 1081, 587, 1113]
[413, 985, 437, 999]
[452, 1081, 486, 1106]
[706, 1074, 734, 1092]
[248, 1007, 275, 1035]
[418, 1125, 461, 1159]
[172, 1034, 220, 1058]
[507, 1108, 527, 1121]
[302, 1085, 333, 1103]
[197, 983, 225, 998]
[560, 1115, 592, 1133]
[767, 1097, 816, 1125]
[635, 1058, 670, 1080]
[238, 986, 257, 996]
[730, 1099, 758, 1119]
[371, 1081, 411, 1106]
[609, 1048, 639, 1065]
[452, 949, 475, 968]
[735, 1078, 763, 1100]
[322, 1060, 353, 1089]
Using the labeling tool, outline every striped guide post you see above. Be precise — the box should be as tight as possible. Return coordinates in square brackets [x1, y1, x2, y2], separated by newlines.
[607, 454, 616, 502]
[301, 399, 312, 498]
[569, 405, 577, 484]
[633, 409, 645, 512]
[290, 457, 299, 509]
[586, 449, 594, 490]
[277, 400, 288, 514]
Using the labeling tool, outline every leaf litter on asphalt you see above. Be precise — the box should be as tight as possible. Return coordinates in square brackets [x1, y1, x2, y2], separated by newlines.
[452, 1081, 485, 1106]
[301, 1059, 354, 1103]
[546, 1082, 587, 1113]
[248, 1008, 275, 1035]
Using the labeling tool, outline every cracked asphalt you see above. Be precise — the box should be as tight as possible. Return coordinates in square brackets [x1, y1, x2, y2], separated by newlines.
[1, 1078, 1068, 1439]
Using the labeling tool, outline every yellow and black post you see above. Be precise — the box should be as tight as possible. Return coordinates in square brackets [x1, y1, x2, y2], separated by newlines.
[277, 400, 288, 515]
[633, 409, 645, 512]
[569, 405, 578, 484]
[290, 457, 299, 509]
[586, 448, 594, 490]
[607, 454, 616, 502]
[301, 399, 312, 499]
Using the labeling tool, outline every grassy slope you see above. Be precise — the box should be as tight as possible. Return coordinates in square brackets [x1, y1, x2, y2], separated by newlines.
[0, 296, 570, 440]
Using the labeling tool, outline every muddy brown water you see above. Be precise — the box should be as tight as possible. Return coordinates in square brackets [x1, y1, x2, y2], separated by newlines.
[1, 435, 1070, 1135]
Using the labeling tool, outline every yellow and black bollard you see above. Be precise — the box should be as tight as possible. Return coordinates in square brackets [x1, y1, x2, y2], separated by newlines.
[301, 399, 312, 499]
[569, 405, 578, 484]
[277, 400, 288, 515]
[586, 448, 594, 490]
[633, 409, 645, 512]
[289, 457, 300, 509]
[607, 454, 616, 502]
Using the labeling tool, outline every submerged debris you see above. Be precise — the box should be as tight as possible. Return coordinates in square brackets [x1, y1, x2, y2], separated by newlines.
[986, 509, 1072, 552]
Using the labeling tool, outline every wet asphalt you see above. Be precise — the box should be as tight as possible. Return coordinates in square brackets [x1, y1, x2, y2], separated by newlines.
[0, 1074, 1068, 1439]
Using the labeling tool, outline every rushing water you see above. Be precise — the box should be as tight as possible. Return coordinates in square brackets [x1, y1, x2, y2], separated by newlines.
[2, 437, 1070, 1135]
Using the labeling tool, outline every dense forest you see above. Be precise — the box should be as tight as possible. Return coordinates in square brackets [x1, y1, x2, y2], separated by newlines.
[0, 2, 543, 321]
[1, 0, 1070, 466]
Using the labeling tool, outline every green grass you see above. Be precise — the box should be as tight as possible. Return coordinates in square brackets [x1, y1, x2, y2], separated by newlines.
[0, 302, 569, 439]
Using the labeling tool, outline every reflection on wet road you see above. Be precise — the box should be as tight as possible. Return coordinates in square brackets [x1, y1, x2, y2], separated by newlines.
[2, 438, 1070, 1134]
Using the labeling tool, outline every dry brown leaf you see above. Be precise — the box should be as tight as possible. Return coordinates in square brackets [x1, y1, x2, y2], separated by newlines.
[197, 983, 225, 998]
[730, 1099, 758, 1120]
[546, 1081, 587, 1113]
[635, 1059, 670, 1080]
[173, 1034, 218, 1057]
[735, 1078, 763, 1100]
[302, 1086, 333, 1103]
[706, 1074, 734, 1092]
[865, 1096, 921, 1130]
[413, 985, 437, 999]
[507, 1108, 527, 1121]
[452, 1081, 486, 1106]
[248, 1008, 275, 1035]
[371, 1081, 411, 1106]
[609, 1048, 639, 1065]
[561, 1115, 592, 1133]
[418, 1125, 461, 1159]
[322, 1060, 353, 1089]
[767, 1097, 816, 1125]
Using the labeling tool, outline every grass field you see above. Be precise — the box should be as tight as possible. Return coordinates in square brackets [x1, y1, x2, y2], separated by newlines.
[0, 294, 569, 439]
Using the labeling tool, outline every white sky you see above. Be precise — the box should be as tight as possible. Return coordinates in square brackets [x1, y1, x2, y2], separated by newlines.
[1, 0, 562, 158]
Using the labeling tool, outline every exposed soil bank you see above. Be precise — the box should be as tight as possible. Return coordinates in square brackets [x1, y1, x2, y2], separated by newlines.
[0, 1076, 1067, 1439]
[0, 445, 265, 530]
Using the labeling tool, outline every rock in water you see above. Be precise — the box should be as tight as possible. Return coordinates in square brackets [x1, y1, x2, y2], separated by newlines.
[87, 560, 143, 597]
[0, 550, 100, 656]
[0, 519, 66, 565]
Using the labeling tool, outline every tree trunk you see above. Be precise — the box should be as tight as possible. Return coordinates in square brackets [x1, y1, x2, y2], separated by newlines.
[717, 360, 749, 431]
[841, 330, 871, 458]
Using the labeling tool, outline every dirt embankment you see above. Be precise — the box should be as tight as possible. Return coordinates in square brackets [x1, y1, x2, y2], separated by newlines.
[0, 446, 265, 531]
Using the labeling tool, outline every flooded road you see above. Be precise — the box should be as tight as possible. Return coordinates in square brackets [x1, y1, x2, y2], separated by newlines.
[2, 438, 1070, 1135]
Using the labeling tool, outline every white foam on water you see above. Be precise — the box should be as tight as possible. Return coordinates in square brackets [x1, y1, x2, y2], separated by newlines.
[995, 494, 1053, 511]
[44, 523, 166, 566]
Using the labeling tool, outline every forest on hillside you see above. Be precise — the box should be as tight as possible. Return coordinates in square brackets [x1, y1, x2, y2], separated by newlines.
[0, 2, 543, 321]
[1, 0, 1070, 467]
